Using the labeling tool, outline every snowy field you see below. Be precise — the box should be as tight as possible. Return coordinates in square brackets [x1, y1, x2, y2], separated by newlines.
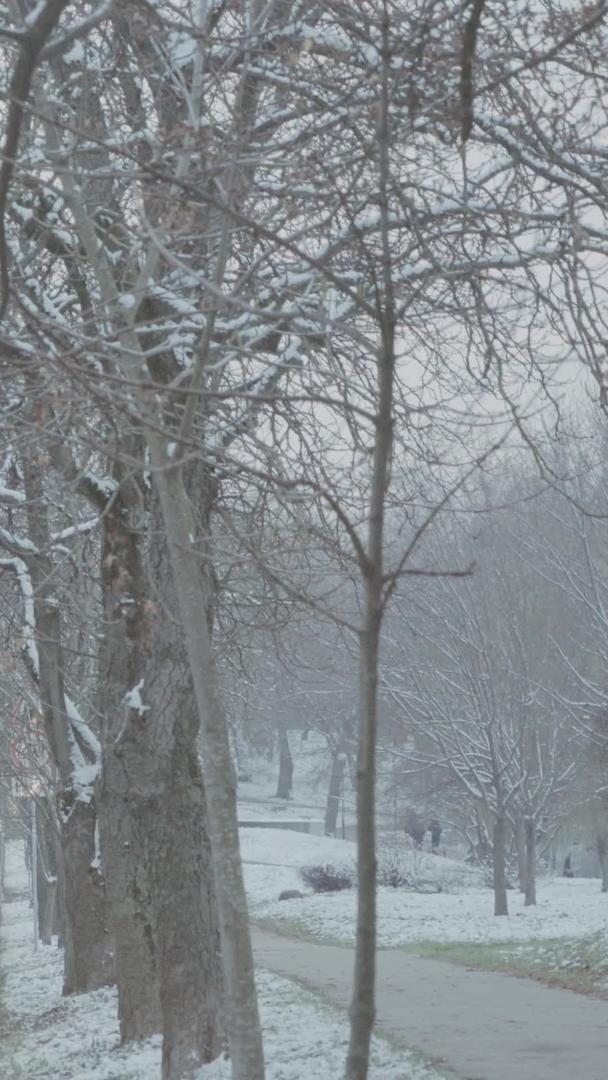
[4, 827, 608, 1079]
[243, 828, 608, 948]
[0, 842, 440, 1080]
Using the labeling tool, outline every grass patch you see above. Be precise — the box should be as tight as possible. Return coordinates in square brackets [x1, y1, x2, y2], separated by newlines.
[252, 914, 349, 947]
[405, 933, 608, 996]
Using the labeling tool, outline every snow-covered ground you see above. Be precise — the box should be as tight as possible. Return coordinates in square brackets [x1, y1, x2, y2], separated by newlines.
[243, 827, 608, 947]
[5, 822, 608, 1079]
[0, 842, 440, 1079]
[236, 744, 357, 831]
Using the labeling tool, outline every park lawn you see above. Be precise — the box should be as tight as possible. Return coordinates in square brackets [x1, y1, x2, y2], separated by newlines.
[406, 932, 608, 996]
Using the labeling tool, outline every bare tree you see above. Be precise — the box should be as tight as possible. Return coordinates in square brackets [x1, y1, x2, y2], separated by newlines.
[0, 422, 113, 990]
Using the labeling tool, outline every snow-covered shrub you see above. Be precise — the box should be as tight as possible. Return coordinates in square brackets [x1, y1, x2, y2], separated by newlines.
[376, 835, 426, 889]
[300, 863, 355, 892]
[376, 833, 482, 892]
[376, 845, 412, 888]
[378, 864, 412, 888]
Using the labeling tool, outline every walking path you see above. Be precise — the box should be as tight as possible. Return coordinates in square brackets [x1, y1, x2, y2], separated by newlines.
[252, 927, 608, 1080]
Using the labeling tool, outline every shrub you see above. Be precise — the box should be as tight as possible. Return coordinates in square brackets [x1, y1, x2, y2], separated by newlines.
[376, 834, 442, 891]
[300, 862, 355, 893]
[376, 835, 415, 888]
[377, 858, 411, 889]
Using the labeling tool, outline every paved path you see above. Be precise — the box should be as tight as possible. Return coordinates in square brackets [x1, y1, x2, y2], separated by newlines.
[252, 928, 608, 1080]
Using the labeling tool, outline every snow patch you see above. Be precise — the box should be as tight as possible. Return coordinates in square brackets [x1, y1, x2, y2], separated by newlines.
[63, 41, 85, 65]
[124, 679, 149, 715]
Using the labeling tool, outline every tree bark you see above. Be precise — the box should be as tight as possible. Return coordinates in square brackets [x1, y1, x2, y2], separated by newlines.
[0, 819, 5, 901]
[97, 500, 222, 1072]
[144, 512, 222, 1079]
[35, 799, 57, 946]
[98, 738, 161, 1040]
[493, 814, 509, 916]
[524, 817, 536, 906]
[597, 832, 608, 892]
[62, 797, 115, 992]
[275, 722, 293, 799]
[347, 611, 381, 1080]
[324, 743, 346, 837]
[21, 447, 113, 993]
[516, 814, 527, 894]
[96, 500, 161, 1039]
[149, 440, 265, 1080]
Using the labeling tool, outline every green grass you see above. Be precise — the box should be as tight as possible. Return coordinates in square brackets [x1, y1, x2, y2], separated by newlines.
[405, 933, 608, 996]
[252, 913, 349, 947]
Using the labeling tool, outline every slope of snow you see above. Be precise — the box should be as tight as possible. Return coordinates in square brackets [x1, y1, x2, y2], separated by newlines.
[241, 824, 356, 867]
[240, 826, 608, 947]
[241, 826, 482, 905]
[255, 877, 608, 947]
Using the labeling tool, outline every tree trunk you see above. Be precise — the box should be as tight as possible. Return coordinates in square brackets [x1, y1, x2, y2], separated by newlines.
[0, 820, 5, 901]
[144, 516, 222, 1079]
[53, 830, 65, 942]
[597, 832, 608, 892]
[97, 502, 161, 1039]
[275, 722, 293, 799]
[324, 744, 345, 837]
[493, 814, 509, 916]
[62, 797, 115, 992]
[346, 611, 381, 1080]
[150, 440, 265, 1080]
[98, 501, 222, 1071]
[35, 800, 57, 946]
[524, 817, 536, 907]
[152, 735, 222, 1080]
[21, 446, 113, 992]
[516, 815, 527, 894]
[346, 45, 395, 1071]
[98, 740, 162, 1040]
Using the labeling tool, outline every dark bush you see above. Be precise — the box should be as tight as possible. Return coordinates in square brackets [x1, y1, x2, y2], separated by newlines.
[300, 863, 354, 893]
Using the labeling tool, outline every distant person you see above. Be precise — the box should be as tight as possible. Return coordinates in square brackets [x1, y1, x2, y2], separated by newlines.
[563, 853, 574, 878]
[404, 808, 425, 849]
[429, 819, 442, 852]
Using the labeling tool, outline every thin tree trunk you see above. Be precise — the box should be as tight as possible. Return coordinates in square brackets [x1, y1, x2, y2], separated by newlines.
[53, 823, 65, 942]
[150, 441, 265, 1080]
[347, 611, 381, 1080]
[598, 833, 608, 893]
[35, 800, 57, 946]
[345, 19, 395, 1074]
[0, 821, 5, 901]
[275, 722, 293, 799]
[516, 814, 527, 894]
[324, 744, 345, 837]
[524, 817, 536, 906]
[493, 814, 509, 916]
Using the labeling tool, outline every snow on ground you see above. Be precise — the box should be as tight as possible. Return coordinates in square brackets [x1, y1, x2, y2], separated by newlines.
[256, 878, 608, 947]
[242, 827, 608, 947]
[0, 842, 440, 1080]
[237, 744, 356, 828]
